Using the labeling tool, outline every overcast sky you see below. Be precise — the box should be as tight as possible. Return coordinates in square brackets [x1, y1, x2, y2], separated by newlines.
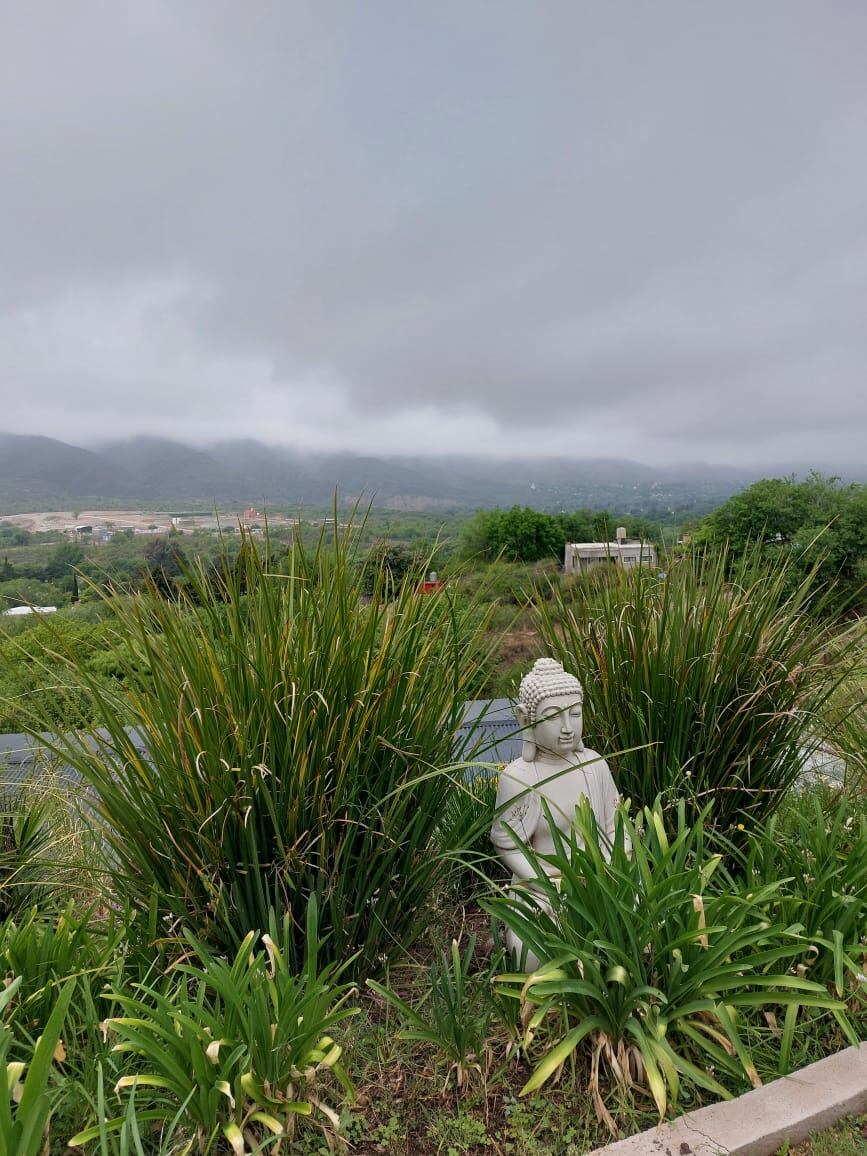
[2, 2, 866, 465]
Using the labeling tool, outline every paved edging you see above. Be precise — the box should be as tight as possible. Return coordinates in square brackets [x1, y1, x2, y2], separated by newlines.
[586, 1042, 867, 1156]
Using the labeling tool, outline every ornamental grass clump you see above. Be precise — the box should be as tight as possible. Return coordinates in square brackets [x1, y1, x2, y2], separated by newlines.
[536, 547, 863, 831]
[485, 799, 850, 1129]
[727, 792, 867, 996]
[0, 902, 127, 1041]
[368, 934, 509, 1095]
[0, 794, 50, 920]
[0, 977, 75, 1156]
[25, 523, 494, 974]
[71, 900, 357, 1154]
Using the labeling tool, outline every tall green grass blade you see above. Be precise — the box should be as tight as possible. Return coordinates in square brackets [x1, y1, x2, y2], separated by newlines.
[19, 520, 495, 975]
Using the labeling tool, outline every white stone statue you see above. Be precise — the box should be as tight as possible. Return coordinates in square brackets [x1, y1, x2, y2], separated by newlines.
[490, 657, 624, 967]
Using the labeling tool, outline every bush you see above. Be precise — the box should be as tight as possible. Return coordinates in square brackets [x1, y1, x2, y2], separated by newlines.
[535, 548, 863, 831]
[0, 903, 129, 1047]
[368, 934, 509, 1094]
[434, 769, 503, 898]
[0, 795, 50, 920]
[0, 577, 68, 612]
[358, 541, 426, 597]
[0, 977, 75, 1156]
[460, 507, 564, 563]
[24, 526, 494, 975]
[484, 799, 850, 1126]
[726, 791, 867, 993]
[0, 616, 127, 732]
[74, 901, 358, 1154]
[694, 473, 867, 612]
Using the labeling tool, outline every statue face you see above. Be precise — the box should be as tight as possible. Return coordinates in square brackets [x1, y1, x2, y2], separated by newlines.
[531, 692, 583, 758]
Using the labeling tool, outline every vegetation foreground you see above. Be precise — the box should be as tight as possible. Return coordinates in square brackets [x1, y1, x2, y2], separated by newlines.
[1, 524, 865, 1154]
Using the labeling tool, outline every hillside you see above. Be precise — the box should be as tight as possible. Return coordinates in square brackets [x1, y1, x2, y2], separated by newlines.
[3, 431, 858, 518]
[0, 434, 136, 509]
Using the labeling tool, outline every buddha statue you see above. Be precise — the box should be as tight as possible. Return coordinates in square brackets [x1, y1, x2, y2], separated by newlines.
[490, 657, 624, 967]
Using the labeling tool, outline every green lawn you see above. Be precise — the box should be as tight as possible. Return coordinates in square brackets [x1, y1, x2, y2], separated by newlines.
[778, 1115, 867, 1156]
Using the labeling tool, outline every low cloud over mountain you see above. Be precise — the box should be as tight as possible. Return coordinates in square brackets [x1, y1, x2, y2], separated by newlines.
[6, 432, 864, 518]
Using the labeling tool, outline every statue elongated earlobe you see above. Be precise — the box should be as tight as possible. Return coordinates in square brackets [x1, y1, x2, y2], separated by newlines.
[514, 702, 535, 763]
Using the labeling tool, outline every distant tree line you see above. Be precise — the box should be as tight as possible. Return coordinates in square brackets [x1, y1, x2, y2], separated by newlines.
[0, 528, 198, 610]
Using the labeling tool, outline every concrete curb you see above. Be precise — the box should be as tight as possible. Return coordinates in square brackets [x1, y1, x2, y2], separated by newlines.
[586, 1042, 867, 1156]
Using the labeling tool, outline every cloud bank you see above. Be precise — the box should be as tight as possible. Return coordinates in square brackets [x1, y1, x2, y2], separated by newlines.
[2, 2, 866, 465]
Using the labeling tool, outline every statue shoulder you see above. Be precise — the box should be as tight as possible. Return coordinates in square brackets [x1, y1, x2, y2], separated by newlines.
[579, 748, 618, 788]
[492, 758, 542, 842]
[579, 748, 621, 810]
[497, 757, 536, 793]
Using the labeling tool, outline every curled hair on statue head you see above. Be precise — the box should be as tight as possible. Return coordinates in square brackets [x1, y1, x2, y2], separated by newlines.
[518, 658, 583, 723]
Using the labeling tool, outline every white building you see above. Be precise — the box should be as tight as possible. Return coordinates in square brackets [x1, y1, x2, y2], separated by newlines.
[564, 527, 657, 575]
[1, 605, 58, 617]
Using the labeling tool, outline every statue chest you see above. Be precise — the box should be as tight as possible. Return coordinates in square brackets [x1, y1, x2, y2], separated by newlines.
[533, 762, 595, 836]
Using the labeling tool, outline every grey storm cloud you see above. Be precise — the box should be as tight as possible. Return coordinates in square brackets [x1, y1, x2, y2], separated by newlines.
[1, 1, 866, 465]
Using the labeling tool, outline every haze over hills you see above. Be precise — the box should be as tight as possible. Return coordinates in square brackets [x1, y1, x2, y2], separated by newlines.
[0, 432, 863, 519]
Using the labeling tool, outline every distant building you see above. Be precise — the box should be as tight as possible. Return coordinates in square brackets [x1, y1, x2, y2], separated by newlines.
[564, 527, 657, 575]
[419, 571, 444, 595]
[2, 605, 58, 617]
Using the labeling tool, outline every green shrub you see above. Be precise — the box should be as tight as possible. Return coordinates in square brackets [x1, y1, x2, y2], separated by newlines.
[74, 900, 357, 1154]
[484, 799, 849, 1126]
[726, 792, 867, 994]
[434, 769, 502, 895]
[25, 526, 493, 974]
[817, 647, 867, 789]
[535, 548, 863, 831]
[0, 616, 127, 732]
[0, 978, 75, 1156]
[368, 935, 509, 1094]
[0, 795, 50, 920]
[358, 541, 426, 597]
[0, 903, 128, 1045]
[459, 508, 564, 563]
[70, 1071, 184, 1156]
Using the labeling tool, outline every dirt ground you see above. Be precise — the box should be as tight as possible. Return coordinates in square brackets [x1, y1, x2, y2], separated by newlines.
[0, 510, 176, 533]
[0, 509, 297, 534]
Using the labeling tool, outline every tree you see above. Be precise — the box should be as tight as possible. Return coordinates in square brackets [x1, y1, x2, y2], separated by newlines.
[696, 474, 867, 611]
[144, 536, 188, 594]
[0, 526, 30, 547]
[460, 507, 563, 562]
[43, 541, 85, 581]
[460, 506, 660, 564]
[359, 542, 425, 596]
[557, 510, 597, 543]
[697, 477, 809, 553]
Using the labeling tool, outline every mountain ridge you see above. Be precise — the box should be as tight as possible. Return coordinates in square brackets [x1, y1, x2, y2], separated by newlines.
[0, 432, 862, 516]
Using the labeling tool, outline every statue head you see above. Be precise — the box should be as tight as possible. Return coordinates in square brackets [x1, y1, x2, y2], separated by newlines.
[514, 658, 584, 761]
